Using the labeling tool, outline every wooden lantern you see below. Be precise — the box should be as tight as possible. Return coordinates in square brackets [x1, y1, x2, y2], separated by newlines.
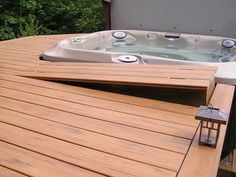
[195, 105, 228, 148]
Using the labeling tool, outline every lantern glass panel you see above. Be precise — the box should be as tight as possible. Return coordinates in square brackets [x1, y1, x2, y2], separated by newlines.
[199, 121, 219, 147]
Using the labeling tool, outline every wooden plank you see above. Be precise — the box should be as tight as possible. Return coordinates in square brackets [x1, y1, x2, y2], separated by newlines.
[0, 62, 215, 105]
[0, 80, 197, 130]
[18, 63, 215, 105]
[36, 61, 217, 71]
[177, 84, 235, 177]
[0, 78, 198, 127]
[0, 108, 185, 171]
[0, 49, 40, 55]
[0, 62, 215, 80]
[0, 54, 39, 61]
[0, 166, 26, 177]
[0, 59, 216, 76]
[0, 142, 105, 177]
[0, 63, 33, 71]
[0, 123, 176, 177]
[206, 78, 216, 105]
[0, 59, 37, 66]
[0, 87, 196, 139]
[20, 71, 211, 89]
[29, 62, 217, 75]
[0, 96, 191, 154]
[0, 34, 78, 45]
[0, 59, 216, 106]
[22, 67, 215, 80]
[0, 56, 217, 72]
[0, 73, 198, 116]
[0, 68, 22, 75]
[0, 35, 79, 62]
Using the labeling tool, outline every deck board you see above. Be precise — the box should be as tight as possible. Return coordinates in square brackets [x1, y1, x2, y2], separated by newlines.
[0, 106, 186, 168]
[19, 62, 215, 90]
[2, 62, 214, 90]
[0, 62, 215, 80]
[0, 123, 177, 177]
[0, 141, 106, 177]
[0, 73, 198, 115]
[0, 96, 190, 153]
[0, 166, 27, 177]
[0, 86, 197, 139]
[0, 77, 198, 126]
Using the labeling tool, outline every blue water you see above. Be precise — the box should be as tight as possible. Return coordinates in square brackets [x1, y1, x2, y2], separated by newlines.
[87, 40, 232, 63]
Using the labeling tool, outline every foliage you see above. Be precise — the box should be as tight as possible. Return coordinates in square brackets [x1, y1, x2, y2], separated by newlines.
[0, 0, 104, 40]
[18, 14, 41, 37]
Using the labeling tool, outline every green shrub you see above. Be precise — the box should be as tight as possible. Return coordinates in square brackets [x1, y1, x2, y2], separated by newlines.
[18, 14, 41, 37]
[0, 0, 104, 40]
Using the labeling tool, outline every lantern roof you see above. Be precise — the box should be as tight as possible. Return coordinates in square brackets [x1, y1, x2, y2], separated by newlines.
[195, 106, 228, 124]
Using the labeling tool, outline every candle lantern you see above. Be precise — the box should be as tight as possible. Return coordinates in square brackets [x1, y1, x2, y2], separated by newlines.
[195, 105, 228, 148]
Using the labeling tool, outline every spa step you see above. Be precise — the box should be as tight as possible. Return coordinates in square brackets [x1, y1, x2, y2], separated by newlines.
[18, 63, 216, 105]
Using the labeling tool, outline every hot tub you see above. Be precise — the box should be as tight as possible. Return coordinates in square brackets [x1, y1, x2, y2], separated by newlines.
[41, 30, 236, 85]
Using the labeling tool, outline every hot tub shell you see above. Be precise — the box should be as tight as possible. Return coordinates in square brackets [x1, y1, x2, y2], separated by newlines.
[41, 30, 236, 85]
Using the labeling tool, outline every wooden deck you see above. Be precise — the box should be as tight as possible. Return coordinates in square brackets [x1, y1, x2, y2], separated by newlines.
[0, 35, 235, 177]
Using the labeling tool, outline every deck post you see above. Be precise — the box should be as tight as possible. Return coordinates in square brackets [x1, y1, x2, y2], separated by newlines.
[102, 0, 111, 30]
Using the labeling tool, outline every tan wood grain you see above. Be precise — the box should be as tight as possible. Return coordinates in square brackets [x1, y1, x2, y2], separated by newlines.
[65, 66, 215, 74]
[0, 58, 217, 74]
[0, 62, 215, 80]
[35, 59, 217, 71]
[0, 122, 177, 176]
[0, 78, 198, 127]
[0, 166, 26, 177]
[0, 96, 191, 154]
[0, 63, 35, 70]
[0, 87, 196, 139]
[0, 108, 186, 171]
[0, 73, 198, 116]
[0, 142, 105, 177]
[24, 67, 215, 80]
[0, 68, 22, 75]
[20, 72, 211, 89]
